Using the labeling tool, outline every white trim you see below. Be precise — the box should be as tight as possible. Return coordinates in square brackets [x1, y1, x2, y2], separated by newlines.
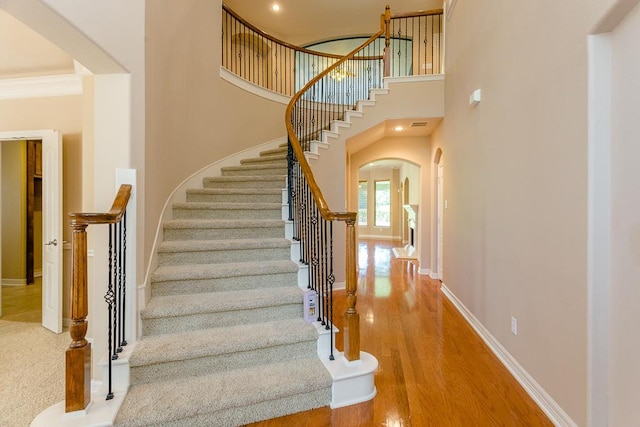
[1, 279, 27, 286]
[587, 33, 612, 427]
[34, 270, 42, 278]
[358, 234, 399, 241]
[440, 283, 578, 427]
[333, 281, 346, 290]
[0, 74, 82, 100]
[384, 74, 444, 85]
[219, 67, 291, 105]
[445, 0, 458, 21]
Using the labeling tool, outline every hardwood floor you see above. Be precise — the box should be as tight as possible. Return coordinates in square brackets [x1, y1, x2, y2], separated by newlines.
[247, 240, 552, 427]
[1, 278, 41, 323]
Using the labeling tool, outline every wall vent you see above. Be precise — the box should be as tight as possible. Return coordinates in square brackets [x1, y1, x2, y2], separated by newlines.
[410, 121, 428, 127]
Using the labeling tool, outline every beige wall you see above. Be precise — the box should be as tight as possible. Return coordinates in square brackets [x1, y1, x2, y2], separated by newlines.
[145, 1, 287, 272]
[1, 141, 26, 281]
[0, 95, 83, 317]
[424, 0, 640, 422]
[609, 1, 640, 424]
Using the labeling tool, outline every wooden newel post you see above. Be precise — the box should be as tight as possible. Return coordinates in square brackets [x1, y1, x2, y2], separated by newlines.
[343, 218, 360, 361]
[66, 221, 91, 412]
[383, 5, 391, 78]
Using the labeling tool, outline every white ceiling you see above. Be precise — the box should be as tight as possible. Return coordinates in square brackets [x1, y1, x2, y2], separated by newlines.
[0, 9, 74, 79]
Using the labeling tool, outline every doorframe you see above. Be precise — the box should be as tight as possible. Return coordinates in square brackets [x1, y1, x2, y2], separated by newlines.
[0, 130, 62, 332]
[432, 148, 444, 280]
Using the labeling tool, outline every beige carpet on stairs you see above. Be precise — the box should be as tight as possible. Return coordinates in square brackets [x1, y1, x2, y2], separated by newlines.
[114, 144, 332, 426]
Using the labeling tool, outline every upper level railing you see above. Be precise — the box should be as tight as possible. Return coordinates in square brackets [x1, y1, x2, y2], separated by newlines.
[222, 4, 443, 97]
[222, 4, 442, 362]
[65, 184, 131, 412]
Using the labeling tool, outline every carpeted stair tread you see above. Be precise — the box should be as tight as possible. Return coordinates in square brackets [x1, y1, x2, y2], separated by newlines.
[259, 147, 288, 157]
[158, 238, 291, 253]
[164, 218, 284, 231]
[129, 318, 316, 367]
[151, 260, 298, 283]
[141, 286, 302, 319]
[203, 175, 285, 184]
[114, 358, 331, 427]
[185, 188, 281, 196]
[221, 164, 287, 174]
[173, 202, 281, 211]
[240, 156, 286, 166]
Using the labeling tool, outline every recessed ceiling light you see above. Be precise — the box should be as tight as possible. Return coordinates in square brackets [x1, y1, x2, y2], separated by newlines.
[394, 126, 404, 131]
[272, 3, 280, 12]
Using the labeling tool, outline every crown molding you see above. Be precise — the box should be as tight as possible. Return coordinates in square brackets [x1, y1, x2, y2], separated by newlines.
[0, 74, 83, 100]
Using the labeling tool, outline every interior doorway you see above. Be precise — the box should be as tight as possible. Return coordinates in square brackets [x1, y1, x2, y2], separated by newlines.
[0, 130, 62, 333]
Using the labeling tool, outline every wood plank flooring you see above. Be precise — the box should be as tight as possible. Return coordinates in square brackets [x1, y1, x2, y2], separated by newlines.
[1, 278, 41, 323]
[247, 239, 552, 427]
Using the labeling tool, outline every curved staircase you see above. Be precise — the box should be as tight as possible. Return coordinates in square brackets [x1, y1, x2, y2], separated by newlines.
[114, 145, 332, 427]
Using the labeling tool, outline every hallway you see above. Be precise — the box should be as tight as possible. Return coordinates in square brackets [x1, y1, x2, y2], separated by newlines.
[249, 239, 552, 426]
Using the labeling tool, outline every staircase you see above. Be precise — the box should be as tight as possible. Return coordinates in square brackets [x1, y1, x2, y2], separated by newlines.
[114, 145, 332, 426]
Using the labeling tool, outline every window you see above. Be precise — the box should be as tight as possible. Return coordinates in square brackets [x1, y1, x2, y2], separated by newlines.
[375, 180, 391, 227]
[358, 181, 367, 225]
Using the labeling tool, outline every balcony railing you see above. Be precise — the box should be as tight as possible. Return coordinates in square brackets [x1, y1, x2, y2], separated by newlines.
[222, 4, 443, 97]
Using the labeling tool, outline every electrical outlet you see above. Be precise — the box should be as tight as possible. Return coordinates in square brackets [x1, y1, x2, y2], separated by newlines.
[511, 316, 518, 335]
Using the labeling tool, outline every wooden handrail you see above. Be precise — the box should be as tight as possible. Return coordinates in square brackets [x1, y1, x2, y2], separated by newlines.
[65, 184, 131, 412]
[391, 8, 443, 19]
[69, 184, 131, 225]
[285, 6, 390, 362]
[285, 31, 385, 223]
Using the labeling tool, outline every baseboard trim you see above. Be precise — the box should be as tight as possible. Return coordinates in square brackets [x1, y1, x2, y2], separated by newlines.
[2, 279, 27, 286]
[333, 281, 346, 291]
[418, 268, 431, 276]
[440, 284, 577, 427]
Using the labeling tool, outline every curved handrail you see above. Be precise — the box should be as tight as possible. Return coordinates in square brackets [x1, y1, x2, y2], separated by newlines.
[285, 29, 385, 223]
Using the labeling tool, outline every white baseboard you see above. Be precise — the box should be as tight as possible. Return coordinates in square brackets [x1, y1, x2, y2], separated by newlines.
[34, 270, 42, 278]
[358, 234, 399, 241]
[333, 281, 346, 291]
[418, 268, 431, 276]
[2, 279, 27, 286]
[440, 284, 577, 427]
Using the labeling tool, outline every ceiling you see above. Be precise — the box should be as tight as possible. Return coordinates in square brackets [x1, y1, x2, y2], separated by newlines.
[0, 9, 74, 79]
[224, 0, 444, 45]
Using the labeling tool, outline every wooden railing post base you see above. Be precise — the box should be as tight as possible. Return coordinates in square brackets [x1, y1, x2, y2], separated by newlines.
[65, 342, 91, 412]
[343, 312, 360, 361]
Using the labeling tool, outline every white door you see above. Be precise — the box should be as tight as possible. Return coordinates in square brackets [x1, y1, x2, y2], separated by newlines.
[0, 131, 62, 332]
[437, 162, 444, 279]
[41, 131, 63, 333]
[0, 146, 3, 317]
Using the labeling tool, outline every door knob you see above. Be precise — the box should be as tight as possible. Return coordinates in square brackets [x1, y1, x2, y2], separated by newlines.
[45, 239, 58, 246]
